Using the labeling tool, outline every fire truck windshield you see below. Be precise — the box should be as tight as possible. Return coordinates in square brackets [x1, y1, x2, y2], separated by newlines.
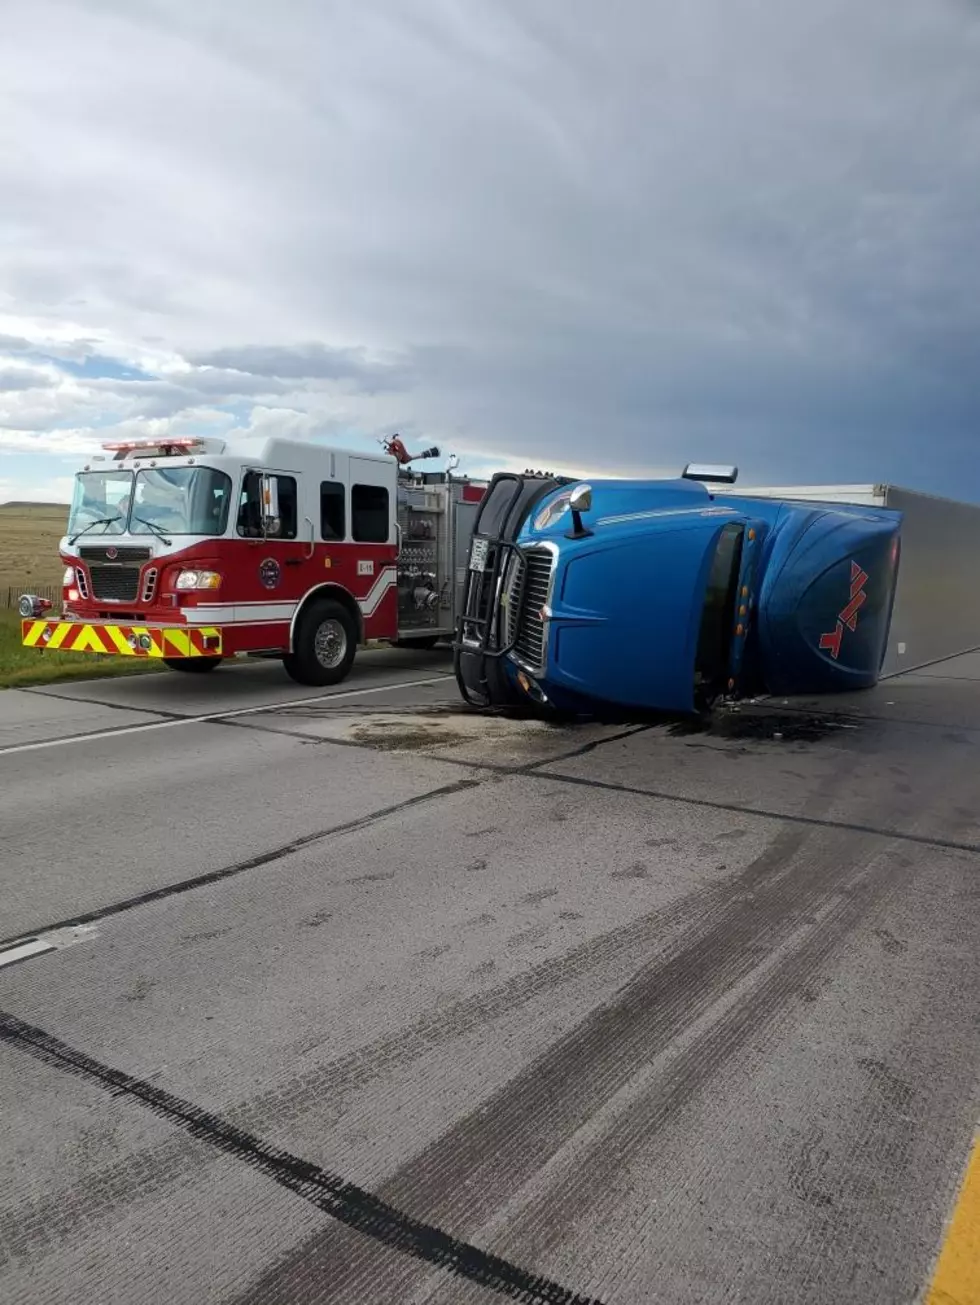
[129, 467, 233, 537]
[68, 471, 134, 538]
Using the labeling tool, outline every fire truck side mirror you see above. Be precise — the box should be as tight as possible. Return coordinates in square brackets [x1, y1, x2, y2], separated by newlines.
[259, 474, 280, 533]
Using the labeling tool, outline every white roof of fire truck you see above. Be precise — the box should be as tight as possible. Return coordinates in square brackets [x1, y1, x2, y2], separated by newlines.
[95, 434, 392, 472]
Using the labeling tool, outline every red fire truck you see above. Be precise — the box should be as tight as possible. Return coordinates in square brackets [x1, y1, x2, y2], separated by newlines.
[19, 434, 487, 685]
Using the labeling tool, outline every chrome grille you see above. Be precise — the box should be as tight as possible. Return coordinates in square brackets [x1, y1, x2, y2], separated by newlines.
[79, 545, 152, 564]
[510, 547, 554, 669]
[89, 565, 141, 602]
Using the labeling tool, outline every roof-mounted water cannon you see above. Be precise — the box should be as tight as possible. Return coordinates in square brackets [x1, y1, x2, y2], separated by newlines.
[382, 434, 441, 466]
[682, 463, 739, 484]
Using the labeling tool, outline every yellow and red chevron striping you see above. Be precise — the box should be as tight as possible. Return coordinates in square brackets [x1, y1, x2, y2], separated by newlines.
[21, 621, 222, 658]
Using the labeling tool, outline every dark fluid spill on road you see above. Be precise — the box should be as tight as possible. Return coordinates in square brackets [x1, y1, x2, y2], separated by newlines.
[668, 710, 862, 744]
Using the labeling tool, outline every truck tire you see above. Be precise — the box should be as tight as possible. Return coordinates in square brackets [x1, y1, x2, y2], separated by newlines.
[163, 657, 222, 673]
[283, 598, 357, 686]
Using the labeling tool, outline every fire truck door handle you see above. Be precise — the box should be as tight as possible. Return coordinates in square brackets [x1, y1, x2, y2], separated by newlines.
[303, 517, 315, 560]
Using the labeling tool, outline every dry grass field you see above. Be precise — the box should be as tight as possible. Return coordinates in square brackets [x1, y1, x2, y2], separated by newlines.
[0, 502, 161, 685]
[0, 502, 70, 602]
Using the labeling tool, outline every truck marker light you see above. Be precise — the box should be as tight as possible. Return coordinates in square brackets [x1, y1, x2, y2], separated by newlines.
[748, 528, 756, 540]
[742, 585, 749, 598]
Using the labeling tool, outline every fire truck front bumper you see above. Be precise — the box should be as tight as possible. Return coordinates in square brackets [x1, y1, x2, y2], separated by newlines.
[21, 618, 223, 659]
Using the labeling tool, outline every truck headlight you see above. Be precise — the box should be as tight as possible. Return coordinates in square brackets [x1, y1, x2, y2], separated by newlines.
[63, 566, 75, 586]
[174, 570, 222, 591]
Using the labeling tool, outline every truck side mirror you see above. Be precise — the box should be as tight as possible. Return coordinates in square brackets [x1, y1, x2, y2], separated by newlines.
[259, 474, 280, 535]
[566, 483, 594, 539]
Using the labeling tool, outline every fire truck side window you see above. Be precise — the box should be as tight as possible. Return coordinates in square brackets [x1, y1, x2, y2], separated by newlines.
[320, 482, 346, 540]
[351, 484, 390, 543]
[237, 472, 298, 540]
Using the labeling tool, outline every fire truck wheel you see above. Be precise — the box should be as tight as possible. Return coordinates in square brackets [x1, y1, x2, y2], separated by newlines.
[163, 657, 222, 673]
[284, 599, 357, 686]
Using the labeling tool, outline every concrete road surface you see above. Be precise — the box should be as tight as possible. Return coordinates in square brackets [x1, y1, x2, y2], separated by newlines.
[1, 649, 978, 1304]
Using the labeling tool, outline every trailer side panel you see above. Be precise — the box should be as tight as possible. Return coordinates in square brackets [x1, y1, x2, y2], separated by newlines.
[881, 485, 980, 675]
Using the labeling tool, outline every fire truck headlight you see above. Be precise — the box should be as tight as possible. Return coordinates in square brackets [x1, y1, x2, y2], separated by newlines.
[63, 566, 75, 586]
[175, 569, 222, 591]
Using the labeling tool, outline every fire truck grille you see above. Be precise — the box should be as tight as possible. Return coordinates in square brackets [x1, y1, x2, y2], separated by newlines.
[79, 545, 152, 564]
[89, 565, 141, 602]
[508, 547, 554, 670]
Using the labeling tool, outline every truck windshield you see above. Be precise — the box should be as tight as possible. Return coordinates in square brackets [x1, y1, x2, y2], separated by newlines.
[67, 471, 134, 538]
[130, 467, 233, 537]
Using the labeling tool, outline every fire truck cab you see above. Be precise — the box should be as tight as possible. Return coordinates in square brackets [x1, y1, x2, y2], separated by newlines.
[19, 434, 487, 685]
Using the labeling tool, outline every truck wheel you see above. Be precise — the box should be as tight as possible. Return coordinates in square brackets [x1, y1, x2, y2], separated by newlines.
[283, 599, 357, 686]
[163, 657, 222, 673]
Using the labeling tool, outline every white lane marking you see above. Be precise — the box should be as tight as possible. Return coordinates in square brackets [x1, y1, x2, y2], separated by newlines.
[0, 925, 98, 968]
[0, 939, 56, 969]
[0, 675, 456, 758]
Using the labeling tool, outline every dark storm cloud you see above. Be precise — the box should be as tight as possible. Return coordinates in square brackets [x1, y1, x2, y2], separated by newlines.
[186, 345, 412, 394]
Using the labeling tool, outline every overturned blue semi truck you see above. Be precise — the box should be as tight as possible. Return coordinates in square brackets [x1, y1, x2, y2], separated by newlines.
[452, 465, 903, 716]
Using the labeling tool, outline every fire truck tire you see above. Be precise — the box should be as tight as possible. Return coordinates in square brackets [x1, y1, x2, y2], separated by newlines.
[163, 657, 222, 673]
[283, 599, 357, 686]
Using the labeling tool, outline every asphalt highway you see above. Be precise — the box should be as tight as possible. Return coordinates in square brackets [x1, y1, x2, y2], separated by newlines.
[1, 647, 978, 1304]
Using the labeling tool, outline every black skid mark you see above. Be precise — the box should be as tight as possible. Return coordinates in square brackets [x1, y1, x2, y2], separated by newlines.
[0, 1012, 602, 1305]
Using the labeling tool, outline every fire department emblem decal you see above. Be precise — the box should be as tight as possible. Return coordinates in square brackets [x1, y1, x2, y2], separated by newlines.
[105, 546, 118, 560]
[259, 557, 281, 590]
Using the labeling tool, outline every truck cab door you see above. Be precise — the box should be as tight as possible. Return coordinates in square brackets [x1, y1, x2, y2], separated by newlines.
[236, 469, 310, 603]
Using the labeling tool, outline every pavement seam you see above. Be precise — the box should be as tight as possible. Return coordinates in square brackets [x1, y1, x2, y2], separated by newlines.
[0, 674, 457, 757]
[0, 779, 479, 950]
[525, 769, 980, 858]
[0, 725, 649, 948]
[0, 1012, 603, 1305]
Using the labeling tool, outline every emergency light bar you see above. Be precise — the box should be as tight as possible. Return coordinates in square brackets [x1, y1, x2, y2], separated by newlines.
[102, 437, 206, 456]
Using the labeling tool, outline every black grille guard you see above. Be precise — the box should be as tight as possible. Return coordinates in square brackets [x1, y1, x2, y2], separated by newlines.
[452, 471, 570, 709]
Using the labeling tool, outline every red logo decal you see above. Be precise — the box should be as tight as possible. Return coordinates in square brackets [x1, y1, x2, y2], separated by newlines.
[105, 546, 118, 560]
[819, 560, 868, 661]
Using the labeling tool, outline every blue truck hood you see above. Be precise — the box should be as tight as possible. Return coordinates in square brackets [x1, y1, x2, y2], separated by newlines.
[518, 497, 742, 714]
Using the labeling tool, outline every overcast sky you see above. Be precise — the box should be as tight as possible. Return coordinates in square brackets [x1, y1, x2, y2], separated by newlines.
[1, 0, 979, 503]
